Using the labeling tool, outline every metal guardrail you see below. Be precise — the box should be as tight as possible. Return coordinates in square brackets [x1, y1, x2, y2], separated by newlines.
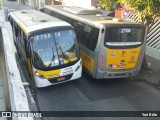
[126, 13, 160, 60]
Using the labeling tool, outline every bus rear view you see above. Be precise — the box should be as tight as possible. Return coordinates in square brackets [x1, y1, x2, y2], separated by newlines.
[97, 24, 145, 79]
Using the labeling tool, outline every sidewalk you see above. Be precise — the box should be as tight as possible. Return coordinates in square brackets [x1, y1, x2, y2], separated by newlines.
[138, 55, 160, 88]
[4, 0, 30, 10]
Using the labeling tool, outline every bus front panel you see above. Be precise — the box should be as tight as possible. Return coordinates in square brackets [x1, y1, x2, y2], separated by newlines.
[29, 28, 82, 87]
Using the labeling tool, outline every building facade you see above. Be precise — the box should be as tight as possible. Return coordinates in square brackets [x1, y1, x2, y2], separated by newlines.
[24, 0, 99, 8]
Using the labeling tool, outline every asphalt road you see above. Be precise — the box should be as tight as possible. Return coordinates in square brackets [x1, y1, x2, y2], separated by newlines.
[18, 55, 160, 120]
[34, 72, 160, 120]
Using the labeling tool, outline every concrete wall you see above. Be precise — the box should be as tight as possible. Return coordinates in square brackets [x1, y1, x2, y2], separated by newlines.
[0, 10, 33, 120]
[63, 0, 91, 7]
[91, 0, 99, 6]
[26, 0, 99, 8]
[45, 0, 53, 5]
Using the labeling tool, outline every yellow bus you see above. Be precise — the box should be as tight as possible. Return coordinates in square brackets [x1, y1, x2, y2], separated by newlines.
[8, 9, 82, 87]
[43, 5, 146, 79]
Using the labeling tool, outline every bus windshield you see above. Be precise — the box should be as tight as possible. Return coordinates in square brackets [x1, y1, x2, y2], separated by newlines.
[31, 29, 78, 69]
[105, 27, 144, 46]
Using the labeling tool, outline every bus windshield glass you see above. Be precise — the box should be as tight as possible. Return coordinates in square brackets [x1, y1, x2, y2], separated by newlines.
[31, 29, 78, 69]
[106, 27, 144, 46]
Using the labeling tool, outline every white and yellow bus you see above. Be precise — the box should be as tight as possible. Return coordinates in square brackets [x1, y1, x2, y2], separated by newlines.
[43, 5, 146, 79]
[8, 9, 82, 87]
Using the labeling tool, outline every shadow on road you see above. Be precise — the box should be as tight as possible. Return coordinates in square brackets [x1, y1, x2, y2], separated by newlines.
[36, 71, 144, 102]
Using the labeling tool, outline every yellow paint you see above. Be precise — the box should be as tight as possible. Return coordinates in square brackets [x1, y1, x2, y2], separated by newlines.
[80, 50, 94, 73]
[36, 57, 77, 79]
[17, 22, 28, 36]
[69, 57, 77, 61]
[106, 47, 140, 70]
[27, 58, 33, 76]
[64, 57, 77, 63]
[37, 69, 61, 79]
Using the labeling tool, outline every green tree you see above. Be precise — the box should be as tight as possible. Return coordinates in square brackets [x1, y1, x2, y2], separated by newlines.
[118, 0, 160, 26]
[99, 0, 160, 72]
[99, 0, 160, 25]
[99, 0, 119, 10]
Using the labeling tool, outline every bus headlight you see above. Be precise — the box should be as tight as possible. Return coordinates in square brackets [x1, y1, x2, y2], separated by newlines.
[35, 71, 45, 79]
[75, 61, 82, 72]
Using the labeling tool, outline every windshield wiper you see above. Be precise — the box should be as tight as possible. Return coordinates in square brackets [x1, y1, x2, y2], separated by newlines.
[48, 47, 55, 67]
[56, 43, 71, 63]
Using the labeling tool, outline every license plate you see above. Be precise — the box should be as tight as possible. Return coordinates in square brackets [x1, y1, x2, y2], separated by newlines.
[57, 77, 65, 82]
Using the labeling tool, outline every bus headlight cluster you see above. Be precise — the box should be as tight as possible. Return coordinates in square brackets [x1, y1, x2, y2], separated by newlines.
[35, 71, 45, 79]
[75, 61, 82, 72]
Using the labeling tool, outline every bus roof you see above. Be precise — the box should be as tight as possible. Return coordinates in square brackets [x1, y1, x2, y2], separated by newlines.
[9, 9, 71, 35]
[62, 6, 102, 15]
[44, 5, 143, 28]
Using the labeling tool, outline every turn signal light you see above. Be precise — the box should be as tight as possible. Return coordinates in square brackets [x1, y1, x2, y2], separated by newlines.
[99, 54, 103, 69]
[75, 62, 82, 71]
[35, 70, 45, 79]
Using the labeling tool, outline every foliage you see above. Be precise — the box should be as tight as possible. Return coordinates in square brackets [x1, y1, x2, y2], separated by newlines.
[99, 0, 160, 25]
[99, 0, 118, 10]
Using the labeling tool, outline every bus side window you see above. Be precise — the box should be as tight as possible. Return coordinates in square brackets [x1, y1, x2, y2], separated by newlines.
[12, 21, 16, 38]
[79, 24, 89, 47]
[20, 32, 25, 48]
[18, 27, 21, 42]
[55, 12, 60, 18]
[26, 40, 30, 58]
[51, 11, 56, 17]
[15, 25, 21, 45]
[64, 16, 72, 25]
[61, 14, 73, 26]
[14, 24, 21, 40]
[15, 25, 19, 38]
[79, 24, 99, 51]
[44, 8, 51, 15]
[88, 28, 99, 51]
[9, 16, 13, 26]
[73, 21, 83, 40]
[27, 39, 33, 57]
[23, 34, 28, 56]
[59, 14, 65, 21]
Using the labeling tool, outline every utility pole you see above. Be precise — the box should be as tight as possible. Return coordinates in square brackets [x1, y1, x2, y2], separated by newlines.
[0, 0, 4, 9]
[17, 0, 24, 4]
[17, 0, 20, 4]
